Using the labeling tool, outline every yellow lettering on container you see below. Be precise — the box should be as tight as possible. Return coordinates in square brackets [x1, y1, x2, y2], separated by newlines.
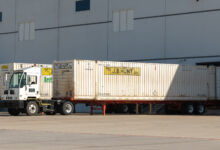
[104, 67, 140, 76]
[42, 68, 52, 76]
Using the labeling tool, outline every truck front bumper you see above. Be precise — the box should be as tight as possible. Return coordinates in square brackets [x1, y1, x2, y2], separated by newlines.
[0, 100, 25, 109]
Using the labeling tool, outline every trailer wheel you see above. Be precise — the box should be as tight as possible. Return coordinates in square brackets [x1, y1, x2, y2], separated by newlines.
[122, 105, 129, 113]
[26, 101, 39, 116]
[195, 104, 206, 115]
[8, 108, 20, 116]
[183, 104, 194, 115]
[60, 101, 74, 115]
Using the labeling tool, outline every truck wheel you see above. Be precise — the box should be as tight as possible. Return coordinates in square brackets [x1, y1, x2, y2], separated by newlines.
[60, 101, 74, 115]
[26, 101, 39, 116]
[183, 104, 194, 115]
[195, 104, 206, 115]
[8, 108, 20, 116]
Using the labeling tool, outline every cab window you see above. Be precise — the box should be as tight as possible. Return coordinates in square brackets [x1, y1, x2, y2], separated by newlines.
[27, 75, 37, 85]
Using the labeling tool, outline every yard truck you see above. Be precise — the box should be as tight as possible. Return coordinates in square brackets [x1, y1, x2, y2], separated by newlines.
[0, 59, 220, 116]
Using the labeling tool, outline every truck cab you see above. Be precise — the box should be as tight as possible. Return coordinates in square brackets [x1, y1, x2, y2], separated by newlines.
[2, 67, 41, 101]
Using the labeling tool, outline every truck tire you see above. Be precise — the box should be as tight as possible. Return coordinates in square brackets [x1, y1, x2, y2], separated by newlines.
[60, 101, 74, 115]
[195, 104, 206, 115]
[26, 101, 39, 116]
[8, 108, 20, 116]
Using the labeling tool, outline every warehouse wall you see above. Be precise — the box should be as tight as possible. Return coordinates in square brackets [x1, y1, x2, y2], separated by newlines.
[0, 0, 220, 65]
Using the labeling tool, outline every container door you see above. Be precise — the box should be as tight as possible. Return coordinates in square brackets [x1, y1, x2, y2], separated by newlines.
[216, 67, 220, 100]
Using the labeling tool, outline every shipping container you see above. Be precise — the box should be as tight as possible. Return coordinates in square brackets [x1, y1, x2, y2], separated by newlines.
[53, 60, 212, 101]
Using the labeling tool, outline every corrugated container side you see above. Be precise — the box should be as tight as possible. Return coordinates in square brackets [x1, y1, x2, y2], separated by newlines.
[53, 60, 74, 99]
[53, 60, 211, 102]
[96, 61, 208, 101]
[216, 67, 220, 100]
[74, 60, 96, 100]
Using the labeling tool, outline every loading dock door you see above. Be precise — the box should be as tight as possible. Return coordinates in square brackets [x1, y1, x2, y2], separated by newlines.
[216, 67, 220, 100]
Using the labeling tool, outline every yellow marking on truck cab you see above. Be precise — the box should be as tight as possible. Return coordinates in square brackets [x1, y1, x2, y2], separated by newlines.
[104, 67, 140, 76]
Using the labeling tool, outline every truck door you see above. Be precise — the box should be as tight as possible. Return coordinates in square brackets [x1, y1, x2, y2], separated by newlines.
[26, 75, 40, 99]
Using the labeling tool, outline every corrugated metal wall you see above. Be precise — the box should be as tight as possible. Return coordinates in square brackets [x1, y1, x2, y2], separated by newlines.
[0, 0, 220, 64]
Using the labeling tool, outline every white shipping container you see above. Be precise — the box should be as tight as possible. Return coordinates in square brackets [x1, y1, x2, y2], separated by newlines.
[53, 60, 212, 102]
[0, 63, 52, 98]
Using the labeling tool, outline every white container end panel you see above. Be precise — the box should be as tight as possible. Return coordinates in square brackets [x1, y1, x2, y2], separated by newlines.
[96, 61, 208, 101]
[216, 67, 220, 100]
[53, 60, 74, 99]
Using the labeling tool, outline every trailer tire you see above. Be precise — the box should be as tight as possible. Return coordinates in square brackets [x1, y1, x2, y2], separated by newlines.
[122, 105, 129, 113]
[8, 108, 20, 116]
[26, 101, 39, 116]
[195, 104, 206, 115]
[60, 101, 74, 115]
[183, 104, 194, 115]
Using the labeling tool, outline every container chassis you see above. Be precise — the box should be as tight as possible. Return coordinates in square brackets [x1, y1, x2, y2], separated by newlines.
[0, 98, 220, 116]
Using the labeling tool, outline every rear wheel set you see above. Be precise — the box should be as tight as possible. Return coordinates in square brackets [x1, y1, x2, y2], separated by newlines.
[182, 103, 206, 115]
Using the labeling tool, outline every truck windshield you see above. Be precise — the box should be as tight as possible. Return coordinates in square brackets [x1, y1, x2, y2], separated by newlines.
[9, 72, 26, 88]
